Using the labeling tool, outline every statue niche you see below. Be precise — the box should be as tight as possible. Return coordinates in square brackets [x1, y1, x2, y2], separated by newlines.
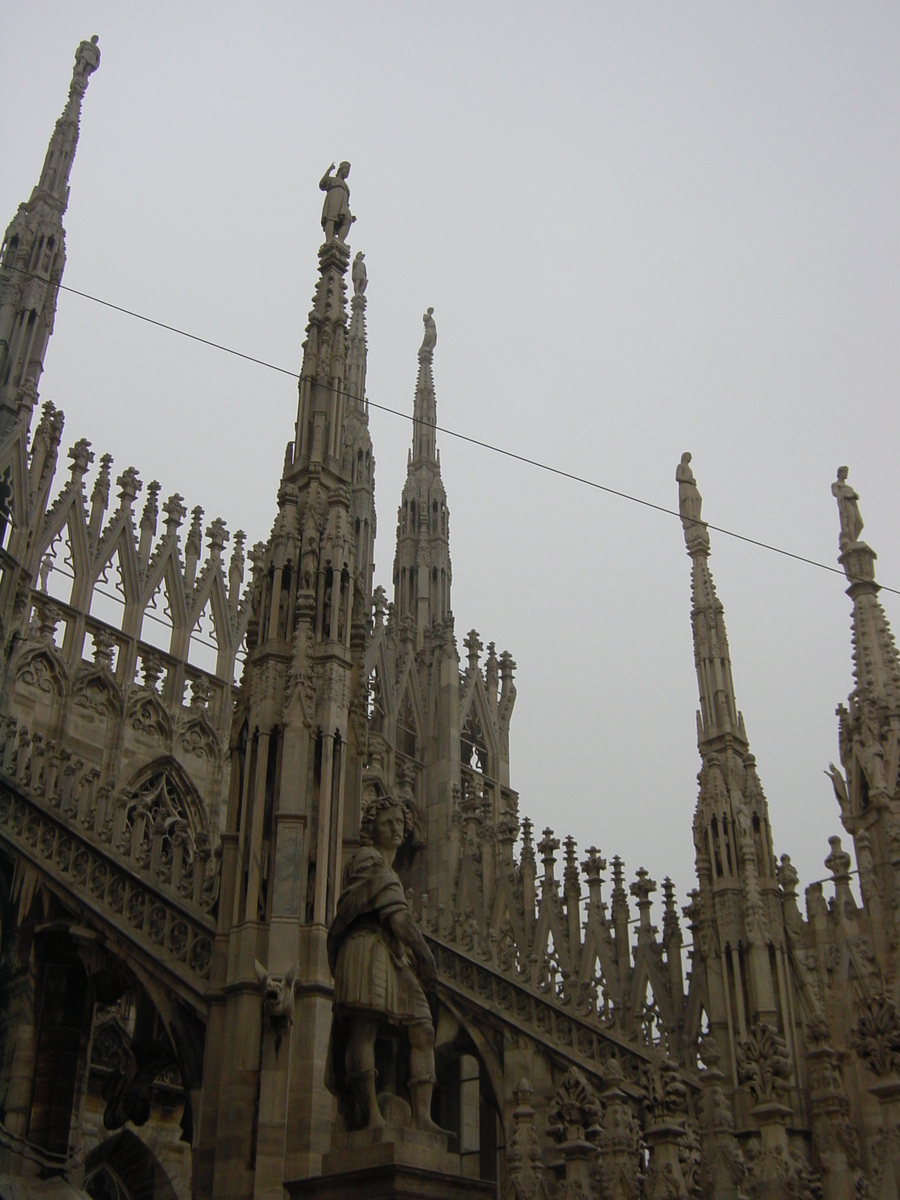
[325, 791, 443, 1133]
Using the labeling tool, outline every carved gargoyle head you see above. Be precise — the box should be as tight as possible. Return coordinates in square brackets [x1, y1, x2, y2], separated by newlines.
[254, 960, 299, 1029]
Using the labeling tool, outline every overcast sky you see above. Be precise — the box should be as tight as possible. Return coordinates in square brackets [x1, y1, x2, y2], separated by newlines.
[3, 3, 899, 923]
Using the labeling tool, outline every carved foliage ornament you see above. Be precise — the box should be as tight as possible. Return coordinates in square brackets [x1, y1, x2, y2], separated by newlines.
[853, 994, 900, 1077]
[736, 1023, 791, 1103]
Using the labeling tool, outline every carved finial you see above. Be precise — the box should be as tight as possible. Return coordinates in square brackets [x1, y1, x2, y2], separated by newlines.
[825, 835, 852, 884]
[538, 828, 560, 891]
[162, 493, 186, 533]
[186, 506, 204, 559]
[116, 466, 142, 507]
[141, 481, 160, 535]
[89, 453, 112, 531]
[206, 517, 229, 558]
[464, 629, 483, 673]
[418, 307, 437, 362]
[778, 854, 799, 899]
[229, 530, 246, 606]
[67, 438, 93, 481]
[319, 161, 355, 243]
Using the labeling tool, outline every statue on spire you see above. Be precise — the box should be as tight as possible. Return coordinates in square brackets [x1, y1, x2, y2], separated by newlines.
[832, 466, 864, 550]
[676, 452, 709, 549]
[72, 35, 101, 93]
[319, 161, 355, 243]
[418, 307, 436, 362]
[352, 251, 367, 296]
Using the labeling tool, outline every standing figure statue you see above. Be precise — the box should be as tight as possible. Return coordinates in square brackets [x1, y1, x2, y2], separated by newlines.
[832, 466, 864, 550]
[352, 251, 367, 296]
[418, 307, 437, 362]
[326, 792, 442, 1133]
[676, 452, 703, 525]
[319, 162, 355, 244]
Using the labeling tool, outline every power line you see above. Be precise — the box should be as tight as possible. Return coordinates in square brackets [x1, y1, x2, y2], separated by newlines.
[4, 264, 893, 595]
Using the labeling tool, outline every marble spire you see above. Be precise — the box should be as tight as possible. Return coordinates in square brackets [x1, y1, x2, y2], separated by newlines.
[393, 308, 451, 643]
[0, 37, 101, 437]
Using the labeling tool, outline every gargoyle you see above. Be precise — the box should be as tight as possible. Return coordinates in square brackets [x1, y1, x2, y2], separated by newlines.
[254, 959, 299, 1047]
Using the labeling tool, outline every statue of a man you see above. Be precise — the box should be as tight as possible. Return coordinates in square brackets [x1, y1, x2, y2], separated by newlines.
[418, 307, 437, 361]
[352, 251, 367, 296]
[73, 35, 101, 87]
[832, 466, 864, 549]
[676, 452, 703, 525]
[326, 793, 442, 1133]
[319, 162, 355, 244]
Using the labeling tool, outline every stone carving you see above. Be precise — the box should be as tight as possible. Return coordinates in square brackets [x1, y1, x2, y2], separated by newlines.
[596, 1060, 644, 1200]
[419, 307, 437, 361]
[325, 791, 441, 1132]
[737, 1022, 791, 1103]
[805, 1015, 864, 1199]
[676, 452, 709, 551]
[352, 250, 367, 295]
[676, 453, 702, 525]
[505, 1078, 544, 1200]
[832, 466, 864, 550]
[548, 1066, 601, 1199]
[697, 1036, 746, 1198]
[853, 994, 900, 1077]
[319, 161, 355, 243]
[255, 959, 299, 1051]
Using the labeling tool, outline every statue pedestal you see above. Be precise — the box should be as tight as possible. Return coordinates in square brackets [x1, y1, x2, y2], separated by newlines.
[285, 1125, 494, 1200]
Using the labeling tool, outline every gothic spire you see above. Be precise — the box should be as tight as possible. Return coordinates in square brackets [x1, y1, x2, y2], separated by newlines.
[676, 452, 745, 748]
[393, 308, 451, 643]
[677, 453, 792, 1071]
[412, 307, 437, 464]
[0, 36, 101, 437]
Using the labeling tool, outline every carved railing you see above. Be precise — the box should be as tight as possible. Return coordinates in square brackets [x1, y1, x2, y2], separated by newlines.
[428, 934, 666, 1086]
[0, 776, 216, 997]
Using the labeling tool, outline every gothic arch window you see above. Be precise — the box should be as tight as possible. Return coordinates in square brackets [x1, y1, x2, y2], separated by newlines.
[397, 689, 418, 761]
[368, 669, 386, 735]
[115, 761, 211, 874]
[85, 1129, 179, 1200]
[461, 710, 488, 774]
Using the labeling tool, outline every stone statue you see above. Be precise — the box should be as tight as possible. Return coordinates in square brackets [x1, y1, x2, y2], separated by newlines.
[325, 792, 441, 1133]
[676, 452, 703, 525]
[832, 466, 864, 550]
[73, 35, 101, 88]
[319, 162, 355, 244]
[352, 251, 367, 296]
[418, 307, 437, 361]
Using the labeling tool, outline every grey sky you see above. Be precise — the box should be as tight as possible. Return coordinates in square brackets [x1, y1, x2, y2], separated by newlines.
[2, 3, 899, 911]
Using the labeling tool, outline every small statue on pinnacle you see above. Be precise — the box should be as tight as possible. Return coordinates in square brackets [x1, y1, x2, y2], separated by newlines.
[676, 452, 702, 524]
[319, 161, 355, 244]
[352, 251, 367, 296]
[676, 452, 709, 549]
[418, 307, 436, 362]
[832, 465, 864, 550]
[72, 36, 101, 92]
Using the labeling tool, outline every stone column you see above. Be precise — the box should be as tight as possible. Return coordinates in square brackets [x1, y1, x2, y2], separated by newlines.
[548, 1067, 601, 1199]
